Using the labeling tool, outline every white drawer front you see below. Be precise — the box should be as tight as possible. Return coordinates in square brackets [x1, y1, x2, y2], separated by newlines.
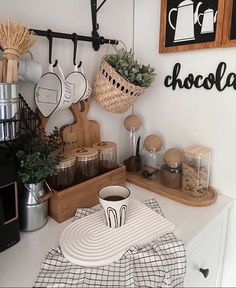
[184, 222, 222, 287]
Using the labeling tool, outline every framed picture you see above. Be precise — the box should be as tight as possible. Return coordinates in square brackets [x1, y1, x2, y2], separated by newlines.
[222, 0, 236, 46]
[159, 0, 225, 53]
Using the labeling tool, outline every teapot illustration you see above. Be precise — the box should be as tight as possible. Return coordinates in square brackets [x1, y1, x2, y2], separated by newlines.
[198, 9, 218, 34]
[168, 0, 203, 43]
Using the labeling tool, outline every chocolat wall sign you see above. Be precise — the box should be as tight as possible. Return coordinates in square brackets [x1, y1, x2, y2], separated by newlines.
[164, 62, 236, 91]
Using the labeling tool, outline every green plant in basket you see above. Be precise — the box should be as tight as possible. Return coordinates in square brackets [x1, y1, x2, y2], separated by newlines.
[9, 128, 63, 184]
[106, 48, 156, 88]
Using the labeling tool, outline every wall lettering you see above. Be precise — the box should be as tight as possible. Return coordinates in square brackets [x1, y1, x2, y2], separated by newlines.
[164, 62, 236, 91]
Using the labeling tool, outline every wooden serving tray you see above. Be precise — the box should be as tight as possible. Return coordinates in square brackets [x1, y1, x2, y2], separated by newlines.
[49, 165, 126, 223]
[126, 171, 217, 207]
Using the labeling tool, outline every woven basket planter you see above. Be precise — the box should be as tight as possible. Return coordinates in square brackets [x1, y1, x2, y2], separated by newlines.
[93, 57, 145, 114]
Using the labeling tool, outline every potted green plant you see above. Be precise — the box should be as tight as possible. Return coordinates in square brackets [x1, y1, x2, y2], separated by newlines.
[15, 129, 62, 184]
[10, 128, 62, 231]
[93, 48, 156, 113]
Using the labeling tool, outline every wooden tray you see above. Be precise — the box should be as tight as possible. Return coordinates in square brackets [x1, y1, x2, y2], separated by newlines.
[126, 171, 217, 207]
[49, 165, 126, 223]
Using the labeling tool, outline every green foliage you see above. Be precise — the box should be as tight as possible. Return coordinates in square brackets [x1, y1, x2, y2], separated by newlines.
[106, 48, 156, 88]
[11, 128, 63, 184]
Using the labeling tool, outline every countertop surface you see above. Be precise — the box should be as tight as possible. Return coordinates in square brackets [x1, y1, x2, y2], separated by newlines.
[0, 183, 233, 287]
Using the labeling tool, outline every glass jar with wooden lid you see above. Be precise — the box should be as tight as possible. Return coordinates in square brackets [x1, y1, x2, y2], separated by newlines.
[161, 148, 183, 189]
[73, 147, 99, 180]
[50, 153, 76, 191]
[182, 145, 211, 197]
[92, 141, 117, 173]
[142, 135, 164, 173]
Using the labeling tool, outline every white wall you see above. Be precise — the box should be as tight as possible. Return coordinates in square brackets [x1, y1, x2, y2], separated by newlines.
[1, 0, 235, 286]
[134, 1, 236, 286]
[0, 0, 134, 162]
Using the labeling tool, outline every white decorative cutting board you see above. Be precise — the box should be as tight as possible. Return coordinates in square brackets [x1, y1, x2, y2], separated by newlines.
[59, 198, 175, 267]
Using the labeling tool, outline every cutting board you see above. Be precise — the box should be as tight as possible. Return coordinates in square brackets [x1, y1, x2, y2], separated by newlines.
[62, 99, 100, 153]
[38, 99, 100, 153]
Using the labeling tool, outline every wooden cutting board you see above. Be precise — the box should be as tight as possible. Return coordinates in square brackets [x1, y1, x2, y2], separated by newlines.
[38, 99, 100, 154]
[62, 99, 100, 153]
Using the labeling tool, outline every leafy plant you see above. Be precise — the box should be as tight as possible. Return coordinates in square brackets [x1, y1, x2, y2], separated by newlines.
[106, 48, 156, 88]
[9, 128, 63, 184]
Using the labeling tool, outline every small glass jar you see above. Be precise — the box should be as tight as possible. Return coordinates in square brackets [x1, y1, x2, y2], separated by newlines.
[182, 145, 211, 197]
[51, 153, 76, 191]
[73, 147, 99, 180]
[142, 135, 164, 173]
[161, 148, 183, 189]
[92, 141, 117, 173]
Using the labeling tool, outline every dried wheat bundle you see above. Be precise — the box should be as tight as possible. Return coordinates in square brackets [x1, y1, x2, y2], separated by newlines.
[0, 19, 36, 59]
[0, 19, 36, 83]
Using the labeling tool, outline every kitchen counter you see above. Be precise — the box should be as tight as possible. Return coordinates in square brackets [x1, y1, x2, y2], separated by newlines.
[0, 183, 233, 287]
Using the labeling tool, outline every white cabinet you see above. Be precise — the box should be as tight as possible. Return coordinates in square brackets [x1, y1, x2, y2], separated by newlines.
[0, 183, 233, 287]
[184, 217, 224, 287]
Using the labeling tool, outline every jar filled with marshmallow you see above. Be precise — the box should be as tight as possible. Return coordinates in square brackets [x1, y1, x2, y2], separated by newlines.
[182, 145, 211, 197]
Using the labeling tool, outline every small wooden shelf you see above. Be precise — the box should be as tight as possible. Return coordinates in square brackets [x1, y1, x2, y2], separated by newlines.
[126, 171, 217, 207]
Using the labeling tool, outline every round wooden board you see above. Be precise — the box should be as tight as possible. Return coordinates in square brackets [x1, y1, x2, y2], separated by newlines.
[126, 171, 217, 207]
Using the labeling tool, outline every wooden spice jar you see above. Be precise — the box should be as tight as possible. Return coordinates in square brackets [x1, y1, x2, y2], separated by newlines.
[92, 141, 117, 173]
[73, 147, 99, 180]
[182, 145, 211, 197]
[161, 148, 183, 189]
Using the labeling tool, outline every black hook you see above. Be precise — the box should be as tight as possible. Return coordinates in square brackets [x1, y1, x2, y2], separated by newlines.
[47, 29, 58, 67]
[72, 33, 82, 68]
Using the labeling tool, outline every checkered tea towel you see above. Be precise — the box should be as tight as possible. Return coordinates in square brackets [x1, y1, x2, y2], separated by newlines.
[34, 198, 186, 287]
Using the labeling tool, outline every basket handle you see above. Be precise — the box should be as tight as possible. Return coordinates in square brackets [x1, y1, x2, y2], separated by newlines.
[105, 39, 127, 55]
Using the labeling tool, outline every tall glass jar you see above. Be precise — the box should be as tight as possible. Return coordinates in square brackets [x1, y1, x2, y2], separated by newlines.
[73, 147, 99, 180]
[92, 141, 117, 173]
[51, 153, 76, 191]
[123, 114, 142, 157]
[182, 145, 211, 197]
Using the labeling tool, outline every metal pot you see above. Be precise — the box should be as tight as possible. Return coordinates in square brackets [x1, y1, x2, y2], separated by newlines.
[20, 181, 48, 232]
[0, 83, 19, 141]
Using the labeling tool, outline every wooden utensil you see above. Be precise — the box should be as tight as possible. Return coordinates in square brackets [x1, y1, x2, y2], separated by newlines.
[2, 58, 7, 82]
[62, 99, 100, 153]
[0, 60, 3, 82]
[6, 59, 14, 83]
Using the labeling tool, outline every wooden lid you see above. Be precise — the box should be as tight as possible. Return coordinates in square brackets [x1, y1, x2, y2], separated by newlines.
[164, 148, 183, 168]
[73, 147, 98, 161]
[124, 115, 141, 132]
[144, 135, 162, 152]
[184, 145, 211, 159]
[92, 141, 117, 153]
[56, 153, 76, 169]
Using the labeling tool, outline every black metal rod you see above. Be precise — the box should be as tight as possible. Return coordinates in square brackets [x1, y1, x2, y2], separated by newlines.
[97, 0, 107, 12]
[91, 0, 98, 32]
[30, 28, 118, 46]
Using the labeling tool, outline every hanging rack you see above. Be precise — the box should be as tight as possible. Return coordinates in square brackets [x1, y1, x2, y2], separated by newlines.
[30, 0, 118, 51]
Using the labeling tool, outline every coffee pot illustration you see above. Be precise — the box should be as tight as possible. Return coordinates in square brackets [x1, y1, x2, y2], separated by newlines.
[168, 0, 203, 43]
[198, 8, 218, 34]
